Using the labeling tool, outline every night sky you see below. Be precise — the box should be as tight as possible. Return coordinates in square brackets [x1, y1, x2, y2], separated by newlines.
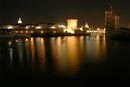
[0, 0, 129, 27]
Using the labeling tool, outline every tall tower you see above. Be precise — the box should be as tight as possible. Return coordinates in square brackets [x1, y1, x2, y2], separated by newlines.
[85, 22, 89, 29]
[18, 17, 22, 24]
[105, 7, 120, 36]
[105, 7, 114, 28]
[114, 15, 120, 31]
[67, 19, 78, 30]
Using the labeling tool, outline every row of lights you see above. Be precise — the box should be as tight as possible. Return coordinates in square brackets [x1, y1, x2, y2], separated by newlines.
[16, 31, 34, 34]
[7, 25, 66, 30]
[15, 31, 57, 34]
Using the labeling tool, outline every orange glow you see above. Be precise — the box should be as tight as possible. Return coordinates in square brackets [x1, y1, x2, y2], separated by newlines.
[16, 31, 18, 33]
[31, 31, 33, 33]
[30, 38, 35, 69]
[39, 38, 46, 71]
[67, 37, 80, 75]
[41, 31, 44, 33]
[25, 39, 29, 42]
[96, 34, 106, 61]
[67, 19, 78, 33]
[20, 31, 23, 33]
[54, 38, 64, 74]
[25, 31, 28, 33]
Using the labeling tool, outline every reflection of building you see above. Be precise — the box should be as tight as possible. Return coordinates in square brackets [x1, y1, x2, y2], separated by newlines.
[105, 7, 120, 35]
[67, 19, 78, 30]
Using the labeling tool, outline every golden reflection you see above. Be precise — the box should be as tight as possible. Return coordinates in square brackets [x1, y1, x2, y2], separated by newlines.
[39, 38, 46, 70]
[17, 41, 24, 67]
[51, 37, 64, 74]
[25, 39, 30, 61]
[51, 37, 84, 75]
[67, 37, 80, 75]
[96, 34, 106, 61]
[78, 36, 84, 63]
[30, 38, 35, 69]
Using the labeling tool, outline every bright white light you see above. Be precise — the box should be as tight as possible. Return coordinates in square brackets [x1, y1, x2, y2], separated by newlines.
[25, 31, 28, 33]
[36, 26, 42, 29]
[97, 28, 100, 31]
[51, 26, 56, 29]
[25, 26, 30, 29]
[53, 31, 56, 33]
[58, 25, 66, 28]
[85, 22, 89, 28]
[18, 17, 22, 24]
[66, 29, 74, 34]
[25, 39, 29, 42]
[80, 26, 83, 31]
[8, 26, 13, 29]
[41, 31, 44, 33]
[67, 19, 78, 30]
[31, 31, 33, 33]
[16, 31, 18, 33]
[86, 30, 90, 33]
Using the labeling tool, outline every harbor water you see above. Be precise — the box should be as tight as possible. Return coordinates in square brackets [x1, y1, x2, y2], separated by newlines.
[0, 34, 129, 87]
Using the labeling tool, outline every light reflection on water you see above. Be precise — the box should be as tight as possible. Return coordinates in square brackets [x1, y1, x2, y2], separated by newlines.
[3, 35, 107, 76]
[0, 34, 130, 87]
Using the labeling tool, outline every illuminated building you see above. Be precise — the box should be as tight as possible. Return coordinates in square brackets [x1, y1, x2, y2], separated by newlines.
[105, 7, 114, 29]
[67, 19, 78, 33]
[35, 26, 42, 29]
[114, 15, 120, 31]
[105, 7, 120, 35]
[85, 22, 89, 29]
[8, 25, 13, 29]
[18, 17, 22, 24]
[67, 19, 78, 30]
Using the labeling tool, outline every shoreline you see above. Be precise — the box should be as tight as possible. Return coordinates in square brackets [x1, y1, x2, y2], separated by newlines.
[0, 33, 91, 39]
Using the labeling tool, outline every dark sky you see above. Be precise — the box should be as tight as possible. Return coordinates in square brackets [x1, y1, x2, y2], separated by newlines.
[0, 0, 129, 27]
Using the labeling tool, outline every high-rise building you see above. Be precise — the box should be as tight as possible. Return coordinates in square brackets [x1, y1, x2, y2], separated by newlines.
[105, 7, 114, 28]
[114, 15, 120, 30]
[105, 7, 120, 35]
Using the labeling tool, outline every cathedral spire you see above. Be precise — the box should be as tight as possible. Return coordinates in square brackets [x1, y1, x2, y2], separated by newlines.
[18, 17, 22, 24]
[85, 22, 89, 28]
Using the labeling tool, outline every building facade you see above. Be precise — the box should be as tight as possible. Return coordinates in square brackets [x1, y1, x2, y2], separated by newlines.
[105, 7, 120, 36]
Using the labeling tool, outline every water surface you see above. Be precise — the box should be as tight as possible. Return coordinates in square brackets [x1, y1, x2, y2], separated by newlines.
[0, 35, 129, 87]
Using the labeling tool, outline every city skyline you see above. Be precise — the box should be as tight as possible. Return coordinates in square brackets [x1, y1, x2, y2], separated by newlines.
[0, 0, 129, 28]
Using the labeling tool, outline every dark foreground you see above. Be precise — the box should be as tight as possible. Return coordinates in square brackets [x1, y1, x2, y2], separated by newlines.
[0, 35, 129, 87]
